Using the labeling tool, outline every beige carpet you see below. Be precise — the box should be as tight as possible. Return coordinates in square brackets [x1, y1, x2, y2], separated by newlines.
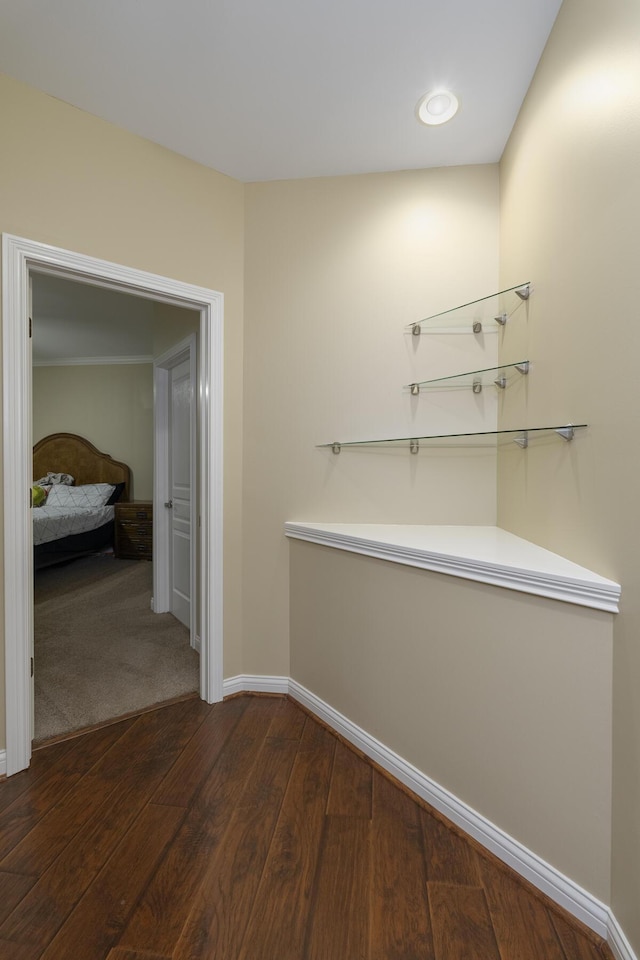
[34, 558, 199, 742]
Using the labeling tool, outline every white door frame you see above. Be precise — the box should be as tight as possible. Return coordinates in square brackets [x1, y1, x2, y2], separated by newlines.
[153, 334, 197, 645]
[2, 234, 224, 777]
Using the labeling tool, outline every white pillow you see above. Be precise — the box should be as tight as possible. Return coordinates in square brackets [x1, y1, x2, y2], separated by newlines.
[46, 482, 115, 508]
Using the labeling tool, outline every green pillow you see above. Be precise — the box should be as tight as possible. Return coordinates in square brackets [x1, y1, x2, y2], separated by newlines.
[32, 485, 47, 508]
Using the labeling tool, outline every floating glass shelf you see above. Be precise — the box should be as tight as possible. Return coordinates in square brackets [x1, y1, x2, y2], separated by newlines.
[408, 282, 531, 335]
[319, 424, 587, 454]
[406, 361, 530, 395]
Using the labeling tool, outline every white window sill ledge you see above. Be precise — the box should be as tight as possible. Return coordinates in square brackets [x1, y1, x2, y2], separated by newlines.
[284, 523, 621, 614]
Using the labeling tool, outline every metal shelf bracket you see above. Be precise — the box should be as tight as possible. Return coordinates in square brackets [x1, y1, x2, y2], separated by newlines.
[515, 284, 531, 300]
[494, 376, 507, 389]
[410, 383, 420, 396]
[472, 379, 482, 394]
[494, 313, 507, 326]
[555, 426, 575, 441]
[515, 362, 530, 374]
[513, 432, 529, 449]
[409, 440, 420, 454]
[331, 442, 341, 454]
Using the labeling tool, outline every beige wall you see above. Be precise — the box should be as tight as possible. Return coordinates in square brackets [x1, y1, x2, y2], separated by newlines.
[290, 540, 613, 900]
[243, 166, 500, 675]
[0, 72, 245, 722]
[152, 301, 200, 359]
[33, 364, 154, 500]
[498, 0, 640, 949]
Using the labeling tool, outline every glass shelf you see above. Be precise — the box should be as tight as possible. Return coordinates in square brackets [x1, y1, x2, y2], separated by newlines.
[406, 361, 530, 395]
[319, 424, 587, 454]
[407, 282, 531, 335]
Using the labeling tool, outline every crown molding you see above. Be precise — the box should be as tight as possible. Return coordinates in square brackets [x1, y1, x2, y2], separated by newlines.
[33, 355, 154, 367]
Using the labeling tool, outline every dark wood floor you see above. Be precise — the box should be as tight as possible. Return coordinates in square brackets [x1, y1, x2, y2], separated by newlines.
[0, 694, 613, 960]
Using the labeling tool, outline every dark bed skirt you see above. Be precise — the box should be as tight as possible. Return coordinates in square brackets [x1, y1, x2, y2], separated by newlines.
[34, 521, 115, 570]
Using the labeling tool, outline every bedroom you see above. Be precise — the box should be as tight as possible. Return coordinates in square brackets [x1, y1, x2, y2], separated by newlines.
[31, 273, 201, 743]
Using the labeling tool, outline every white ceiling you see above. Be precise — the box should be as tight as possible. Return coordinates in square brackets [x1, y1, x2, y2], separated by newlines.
[0, 0, 563, 182]
[32, 274, 157, 363]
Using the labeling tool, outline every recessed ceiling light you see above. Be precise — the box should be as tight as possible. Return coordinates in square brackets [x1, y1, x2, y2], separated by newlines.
[416, 89, 459, 126]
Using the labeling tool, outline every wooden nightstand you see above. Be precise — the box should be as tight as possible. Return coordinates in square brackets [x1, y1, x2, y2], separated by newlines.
[114, 501, 153, 560]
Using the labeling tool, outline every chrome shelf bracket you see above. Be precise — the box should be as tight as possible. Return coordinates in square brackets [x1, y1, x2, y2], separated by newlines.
[515, 361, 530, 374]
[472, 320, 482, 334]
[410, 383, 420, 396]
[317, 424, 586, 452]
[472, 379, 482, 394]
[494, 313, 507, 326]
[494, 376, 507, 389]
[412, 324, 421, 337]
[515, 284, 531, 300]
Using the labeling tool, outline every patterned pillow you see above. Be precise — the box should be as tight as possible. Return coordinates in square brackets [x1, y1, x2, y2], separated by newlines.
[46, 483, 115, 508]
[34, 472, 75, 488]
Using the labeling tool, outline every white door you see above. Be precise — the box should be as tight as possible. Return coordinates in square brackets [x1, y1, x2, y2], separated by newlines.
[153, 333, 197, 643]
[168, 358, 193, 629]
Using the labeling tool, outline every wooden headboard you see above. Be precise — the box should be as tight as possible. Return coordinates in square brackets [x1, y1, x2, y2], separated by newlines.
[33, 433, 131, 502]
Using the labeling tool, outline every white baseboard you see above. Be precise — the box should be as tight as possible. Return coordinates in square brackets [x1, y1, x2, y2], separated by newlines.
[0, 673, 635, 957]
[287, 678, 626, 949]
[223, 674, 289, 698]
[609, 912, 638, 960]
[218, 673, 636, 959]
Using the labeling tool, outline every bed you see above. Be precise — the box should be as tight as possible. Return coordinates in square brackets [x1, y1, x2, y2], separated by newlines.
[33, 433, 131, 569]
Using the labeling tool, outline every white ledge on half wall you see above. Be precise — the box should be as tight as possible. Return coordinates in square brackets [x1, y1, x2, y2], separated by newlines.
[284, 523, 621, 614]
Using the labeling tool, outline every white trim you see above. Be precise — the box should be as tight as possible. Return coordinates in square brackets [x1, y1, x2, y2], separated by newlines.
[153, 363, 171, 615]
[148, 669, 638, 957]
[3, 234, 224, 777]
[33, 355, 154, 366]
[0, 749, 6, 778]
[2, 237, 34, 777]
[198, 278, 225, 707]
[608, 913, 639, 960]
[222, 674, 290, 698]
[154, 338, 195, 368]
[153, 333, 197, 646]
[1, 663, 635, 958]
[285, 522, 621, 613]
[287, 677, 611, 940]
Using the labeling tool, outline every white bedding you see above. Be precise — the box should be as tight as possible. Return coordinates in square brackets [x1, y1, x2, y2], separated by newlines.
[33, 504, 115, 546]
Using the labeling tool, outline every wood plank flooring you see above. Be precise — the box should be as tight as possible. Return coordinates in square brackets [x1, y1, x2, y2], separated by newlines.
[0, 695, 613, 960]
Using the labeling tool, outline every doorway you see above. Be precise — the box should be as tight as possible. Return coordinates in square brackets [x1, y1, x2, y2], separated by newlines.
[3, 234, 224, 777]
[32, 284, 200, 741]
